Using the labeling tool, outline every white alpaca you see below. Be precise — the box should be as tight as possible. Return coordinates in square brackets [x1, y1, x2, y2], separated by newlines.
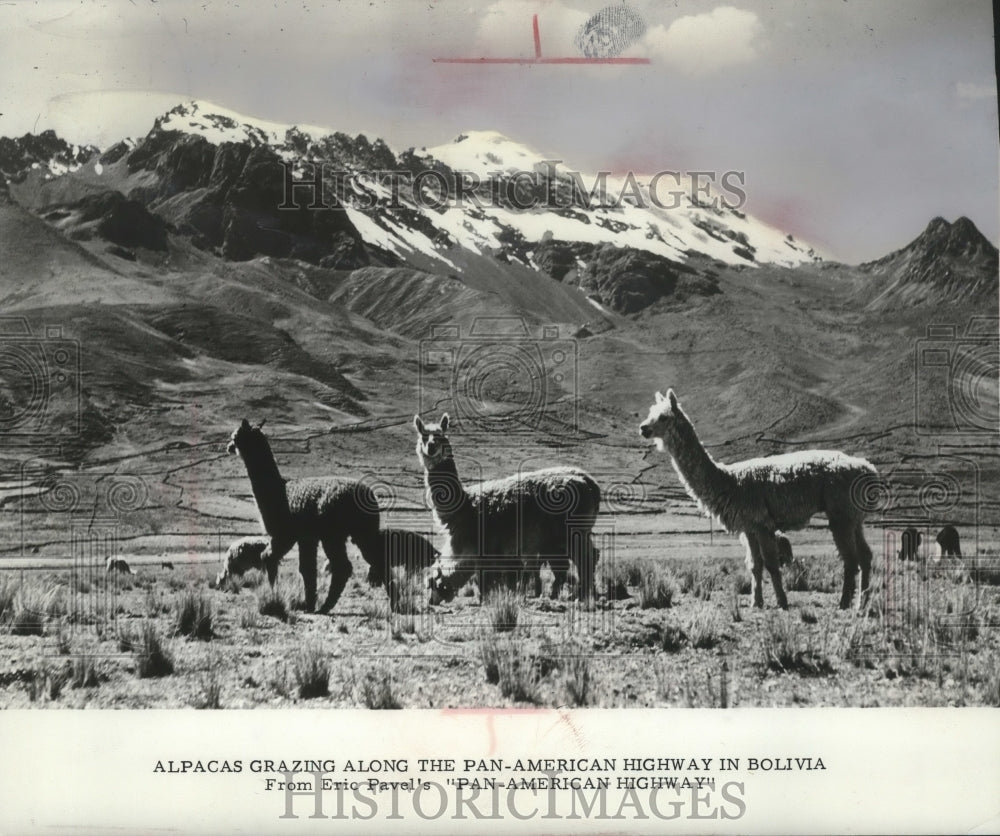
[414, 414, 601, 603]
[640, 389, 876, 609]
[213, 535, 270, 589]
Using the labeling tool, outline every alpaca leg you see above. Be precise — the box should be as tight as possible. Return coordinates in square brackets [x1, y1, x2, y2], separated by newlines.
[297, 538, 319, 612]
[549, 558, 570, 600]
[830, 520, 860, 609]
[854, 522, 873, 606]
[744, 533, 765, 608]
[319, 537, 353, 614]
[263, 536, 295, 587]
[756, 531, 789, 610]
[570, 532, 597, 602]
[353, 515, 385, 588]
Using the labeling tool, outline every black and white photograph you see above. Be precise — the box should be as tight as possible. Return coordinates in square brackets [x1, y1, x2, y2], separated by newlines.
[0, 0, 998, 832]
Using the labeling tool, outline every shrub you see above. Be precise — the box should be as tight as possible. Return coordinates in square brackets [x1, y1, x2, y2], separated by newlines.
[199, 668, 223, 709]
[686, 605, 723, 649]
[293, 641, 331, 699]
[480, 634, 542, 704]
[637, 564, 677, 609]
[759, 613, 834, 676]
[258, 585, 291, 622]
[487, 588, 520, 633]
[71, 655, 100, 689]
[357, 665, 402, 709]
[10, 582, 65, 636]
[133, 622, 175, 678]
[659, 621, 687, 652]
[176, 589, 213, 640]
[563, 651, 593, 707]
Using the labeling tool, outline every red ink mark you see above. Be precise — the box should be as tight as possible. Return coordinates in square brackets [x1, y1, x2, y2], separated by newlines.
[434, 14, 650, 66]
[441, 708, 552, 755]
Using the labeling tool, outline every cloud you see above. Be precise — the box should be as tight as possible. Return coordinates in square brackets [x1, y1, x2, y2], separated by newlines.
[955, 81, 997, 100]
[641, 6, 764, 74]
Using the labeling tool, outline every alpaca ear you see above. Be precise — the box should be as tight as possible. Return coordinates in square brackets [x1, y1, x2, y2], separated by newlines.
[413, 415, 426, 434]
[240, 419, 251, 429]
[667, 389, 678, 409]
[440, 413, 450, 432]
[655, 391, 665, 404]
[256, 418, 266, 430]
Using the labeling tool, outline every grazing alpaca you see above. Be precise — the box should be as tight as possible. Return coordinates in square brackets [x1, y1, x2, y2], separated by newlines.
[640, 389, 876, 610]
[227, 419, 383, 613]
[937, 525, 962, 558]
[161, 561, 175, 570]
[414, 414, 601, 604]
[105, 557, 134, 575]
[898, 527, 921, 561]
[213, 535, 270, 589]
[380, 528, 440, 611]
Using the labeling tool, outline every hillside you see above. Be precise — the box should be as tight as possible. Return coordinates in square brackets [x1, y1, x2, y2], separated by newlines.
[0, 100, 996, 559]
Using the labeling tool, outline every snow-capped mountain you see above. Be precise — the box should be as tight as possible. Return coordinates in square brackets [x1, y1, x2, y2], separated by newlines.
[90, 100, 822, 288]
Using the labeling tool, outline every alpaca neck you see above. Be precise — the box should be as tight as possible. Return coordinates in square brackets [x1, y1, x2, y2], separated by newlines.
[664, 410, 733, 515]
[424, 457, 473, 531]
[240, 444, 292, 537]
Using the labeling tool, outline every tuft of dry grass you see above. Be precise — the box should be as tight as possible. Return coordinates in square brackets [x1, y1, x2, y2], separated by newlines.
[292, 641, 331, 700]
[487, 588, 521, 633]
[637, 563, 677, 609]
[175, 588, 214, 640]
[686, 603, 724, 649]
[479, 633, 543, 704]
[356, 664, 402, 709]
[132, 622, 175, 678]
[562, 647, 593, 707]
[71, 655, 100, 689]
[759, 612, 834, 676]
[258, 584, 293, 623]
[9, 582, 66, 636]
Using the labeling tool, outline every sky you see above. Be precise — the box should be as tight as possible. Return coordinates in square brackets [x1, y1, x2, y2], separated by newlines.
[0, 0, 996, 263]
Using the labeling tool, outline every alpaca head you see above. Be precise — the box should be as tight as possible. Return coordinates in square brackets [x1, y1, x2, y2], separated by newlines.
[639, 389, 681, 452]
[228, 418, 268, 458]
[413, 413, 452, 470]
[426, 562, 458, 604]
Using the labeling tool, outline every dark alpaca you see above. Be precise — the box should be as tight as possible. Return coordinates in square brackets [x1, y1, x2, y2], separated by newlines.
[937, 525, 962, 558]
[379, 527, 440, 611]
[160, 561, 175, 570]
[414, 414, 601, 604]
[898, 527, 921, 561]
[227, 419, 383, 613]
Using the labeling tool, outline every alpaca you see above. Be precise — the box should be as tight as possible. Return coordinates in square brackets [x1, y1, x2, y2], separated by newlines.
[413, 413, 601, 604]
[936, 525, 961, 558]
[379, 527, 440, 611]
[898, 527, 921, 561]
[227, 419, 384, 613]
[213, 535, 270, 589]
[105, 557, 134, 575]
[640, 389, 876, 610]
[161, 561, 175, 570]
